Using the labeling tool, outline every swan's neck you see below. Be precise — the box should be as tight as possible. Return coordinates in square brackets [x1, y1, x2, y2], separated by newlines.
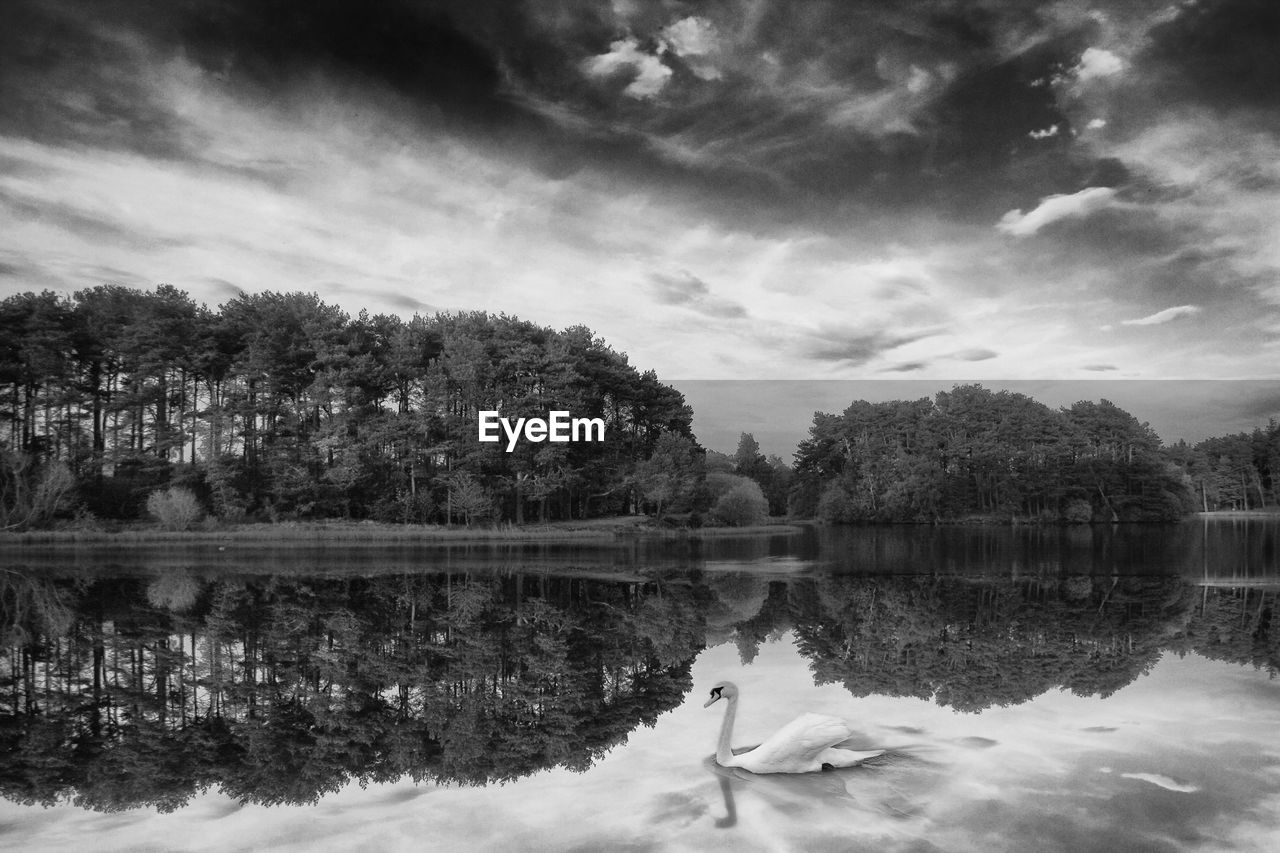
[716, 696, 738, 765]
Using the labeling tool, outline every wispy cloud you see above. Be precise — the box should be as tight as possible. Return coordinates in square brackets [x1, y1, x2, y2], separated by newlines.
[1119, 773, 1199, 794]
[1120, 305, 1200, 326]
[997, 188, 1120, 237]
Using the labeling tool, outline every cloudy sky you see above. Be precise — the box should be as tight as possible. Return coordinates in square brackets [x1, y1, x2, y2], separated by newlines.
[3, 1, 1279, 413]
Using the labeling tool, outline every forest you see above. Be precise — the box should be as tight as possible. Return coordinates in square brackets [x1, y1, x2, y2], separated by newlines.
[2, 286, 1278, 530]
[0, 286, 700, 529]
[790, 385, 1280, 523]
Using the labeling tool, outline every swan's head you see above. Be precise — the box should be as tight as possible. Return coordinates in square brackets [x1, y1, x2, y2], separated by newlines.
[703, 681, 739, 707]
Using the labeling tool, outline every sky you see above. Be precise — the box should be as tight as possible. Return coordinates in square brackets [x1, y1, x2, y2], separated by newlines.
[4, 0, 1280, 447]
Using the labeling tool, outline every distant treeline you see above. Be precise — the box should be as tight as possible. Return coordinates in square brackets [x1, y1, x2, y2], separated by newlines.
[0, 286, 698, 528]
[789, 385, 1280, 523]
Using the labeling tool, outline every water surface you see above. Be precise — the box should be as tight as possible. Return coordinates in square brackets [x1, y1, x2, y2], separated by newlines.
[3, 520, 1279, 851]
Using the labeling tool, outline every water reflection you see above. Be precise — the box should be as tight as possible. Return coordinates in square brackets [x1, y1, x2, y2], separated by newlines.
[3, 553, 1280, 815]
[0, 571, 701, 811]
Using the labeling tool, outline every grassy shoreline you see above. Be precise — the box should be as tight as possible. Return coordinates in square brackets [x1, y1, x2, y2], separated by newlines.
[1193, 508, 1280, 518]
[0, 516, 804, 547]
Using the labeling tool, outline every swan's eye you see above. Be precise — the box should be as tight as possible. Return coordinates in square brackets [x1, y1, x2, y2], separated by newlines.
[710, 687, 722, 698]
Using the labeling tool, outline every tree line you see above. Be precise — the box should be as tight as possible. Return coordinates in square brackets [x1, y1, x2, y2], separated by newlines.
[789, 385, 1280, 523]
[5, 287, 1278, 529]
[0, 286, 698, 528]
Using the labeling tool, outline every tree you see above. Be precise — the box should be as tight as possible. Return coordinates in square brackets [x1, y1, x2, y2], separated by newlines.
[0, 452, 74, 530]
[792, 385, 1192, 523]
[447, 472, 491, 526]
[711, 480, 768, 526]
[633, 432, 700, 519]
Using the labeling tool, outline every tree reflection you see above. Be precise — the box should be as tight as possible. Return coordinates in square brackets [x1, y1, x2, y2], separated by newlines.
[3, 565, 1278, 812]
[789, 575, 1196, 711]
[705, 572, 1280, 711]
[0, 572, 703, 811]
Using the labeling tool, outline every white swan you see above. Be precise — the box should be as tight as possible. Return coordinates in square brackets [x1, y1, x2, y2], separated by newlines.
[704, 681, 884, 774]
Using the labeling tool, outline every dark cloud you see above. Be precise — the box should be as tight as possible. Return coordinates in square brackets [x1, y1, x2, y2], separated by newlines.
[874, 276, 932, 300]
[1026, 206, 1190, 259]
[3, 0, 1241, 232]
[1144, 0, 1280, 111]
[651, 271, 711, 306]
[885, 361, 929, 372]
[76, 266, 152, 287]
[649, 272, 747, 319]
[1086, 158, 1132, 188]
[1083, 364, 1118, 372]
[0, 2, 193, 158]
[180, 0, 508, 120]
[801, 328, 936, 366]
[378, 292, 438, 314]
[953, 348, 999, 361]
[201, 277, 246, 301]
[926, 26, 1088, 169]
[0, 190, 183, 251]
[316, 281, 438, 316]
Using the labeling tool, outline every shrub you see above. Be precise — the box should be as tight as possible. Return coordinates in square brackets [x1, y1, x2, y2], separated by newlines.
[1062, 498, 1093, 524]
[711, 480, 769, 527]
[706, 471, 754, 500]
[147, 486, 203, 531]
[816, 481, 857, 524]
[0, 453, 75, 531]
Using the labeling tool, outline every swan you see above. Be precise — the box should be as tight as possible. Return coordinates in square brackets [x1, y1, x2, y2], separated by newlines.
[704, 681, 884, 774]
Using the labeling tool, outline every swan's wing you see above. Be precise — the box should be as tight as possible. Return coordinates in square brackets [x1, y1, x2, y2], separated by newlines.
[741, 713, 853, 771]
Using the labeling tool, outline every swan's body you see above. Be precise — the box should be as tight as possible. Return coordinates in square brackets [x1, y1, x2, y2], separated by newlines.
[704, 681, 883, 774]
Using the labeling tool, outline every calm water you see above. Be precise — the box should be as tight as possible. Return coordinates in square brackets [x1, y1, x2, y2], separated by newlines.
[3, 520, 1280, 852]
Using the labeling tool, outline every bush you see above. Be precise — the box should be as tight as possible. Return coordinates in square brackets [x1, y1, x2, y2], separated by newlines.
[706, 471, 754, 501]
[816, 481, 857, 524]
[711, 481, 769, 527]
[147, 486, 203, 531]
[1062, 498, 1093, 524]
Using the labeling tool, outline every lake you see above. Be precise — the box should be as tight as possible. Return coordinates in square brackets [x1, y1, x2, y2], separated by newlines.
[3, 520, 1280, 852]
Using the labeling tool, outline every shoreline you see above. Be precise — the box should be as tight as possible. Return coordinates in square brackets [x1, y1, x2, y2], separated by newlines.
[3, 510, 1275, 549]
[0, 517, 805, 548]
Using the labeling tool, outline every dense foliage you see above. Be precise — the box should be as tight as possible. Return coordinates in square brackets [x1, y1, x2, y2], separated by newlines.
[791, 386, 1200, 522]
[1166, 419, 1280, 512]
[0, 287, 697, 526]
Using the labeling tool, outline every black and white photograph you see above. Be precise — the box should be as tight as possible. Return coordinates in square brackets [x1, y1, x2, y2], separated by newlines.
[2, 1, 1280, 850]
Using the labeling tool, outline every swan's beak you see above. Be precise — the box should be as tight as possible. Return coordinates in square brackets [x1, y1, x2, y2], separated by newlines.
[703, 694, 721, 708]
